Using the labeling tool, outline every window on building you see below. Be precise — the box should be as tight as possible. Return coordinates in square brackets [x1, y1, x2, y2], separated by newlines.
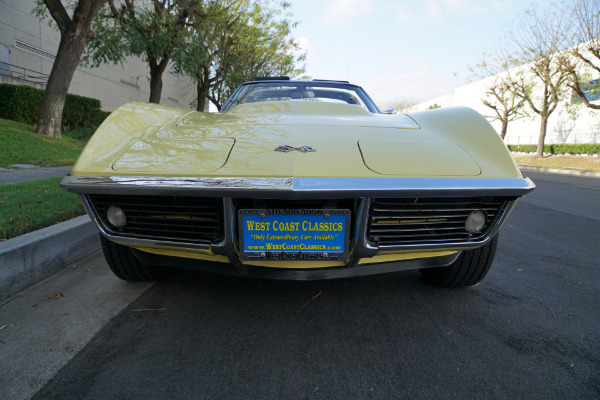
[0, 43, 10, 76]
[572, 78, 600, 103]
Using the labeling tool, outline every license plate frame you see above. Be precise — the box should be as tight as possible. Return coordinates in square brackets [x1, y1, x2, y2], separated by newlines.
[238, 209, 351, 261]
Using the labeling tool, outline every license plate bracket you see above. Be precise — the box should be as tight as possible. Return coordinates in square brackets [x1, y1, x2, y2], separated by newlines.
[238, 209, 350, 261]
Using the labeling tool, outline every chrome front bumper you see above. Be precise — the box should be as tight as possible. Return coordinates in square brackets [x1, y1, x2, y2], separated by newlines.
[63, 175, 535, 268]
[61, 175, 535, 199]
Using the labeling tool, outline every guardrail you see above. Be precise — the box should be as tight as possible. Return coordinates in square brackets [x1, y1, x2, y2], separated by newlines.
[505, 130, 600, 145]
[0, 63, 49, 84]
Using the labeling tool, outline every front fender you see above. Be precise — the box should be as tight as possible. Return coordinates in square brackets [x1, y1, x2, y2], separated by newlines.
[407, 107, 521, 179]
[71, 102, 190, 176]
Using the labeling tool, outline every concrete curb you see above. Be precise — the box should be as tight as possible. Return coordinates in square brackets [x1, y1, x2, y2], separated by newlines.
[0, 215, 100, 301]
[519, 165, 600, 178]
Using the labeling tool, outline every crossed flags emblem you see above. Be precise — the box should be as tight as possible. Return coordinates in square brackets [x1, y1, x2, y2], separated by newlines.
[274, 145, 316, 153]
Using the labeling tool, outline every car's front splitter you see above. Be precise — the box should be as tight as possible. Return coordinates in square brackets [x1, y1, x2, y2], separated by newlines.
[131, 248, 461, 281]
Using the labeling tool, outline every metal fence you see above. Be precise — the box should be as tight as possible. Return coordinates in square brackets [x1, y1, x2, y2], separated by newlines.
[0, 63, 49, 84]
[505, 130, 600, 145]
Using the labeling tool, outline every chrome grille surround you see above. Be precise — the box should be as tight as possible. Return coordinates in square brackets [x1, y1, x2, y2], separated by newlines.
[83, 194, 223, 247]
[67, 176, 533, 258]
[369, 197, 514, 249]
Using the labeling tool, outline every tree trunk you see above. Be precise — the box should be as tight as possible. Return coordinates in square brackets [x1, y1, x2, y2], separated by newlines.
[148, 61, 164, 104]
[500, 121, 508, 140]
[536, 114, 549, 158]
[36, 0, 107, 139]
[196, 82, 210, 112]
[36, 35, 88, 139]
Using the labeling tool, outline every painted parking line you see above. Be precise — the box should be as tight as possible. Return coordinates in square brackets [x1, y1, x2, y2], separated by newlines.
[573, 185, 600, 190]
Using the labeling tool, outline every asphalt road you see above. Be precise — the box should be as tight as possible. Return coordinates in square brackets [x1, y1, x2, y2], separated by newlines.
[21, 172, 600, 399]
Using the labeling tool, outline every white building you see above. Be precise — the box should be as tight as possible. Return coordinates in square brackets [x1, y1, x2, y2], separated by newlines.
[405, 64, 600, 145]
[0, 0, 195, 111]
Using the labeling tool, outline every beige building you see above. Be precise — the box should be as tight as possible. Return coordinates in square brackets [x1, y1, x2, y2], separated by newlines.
[0, 0, 195, 111]
[405, 59, 599, 146]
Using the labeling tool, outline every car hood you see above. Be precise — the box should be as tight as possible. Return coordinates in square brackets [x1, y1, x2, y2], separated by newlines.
[111, 101, 430, 177]
[72, 102, 521, 179]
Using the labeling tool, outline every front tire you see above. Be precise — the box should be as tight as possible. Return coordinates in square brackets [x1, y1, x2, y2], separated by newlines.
[100, 234, 160, 282]
[420, 234, 499, 288]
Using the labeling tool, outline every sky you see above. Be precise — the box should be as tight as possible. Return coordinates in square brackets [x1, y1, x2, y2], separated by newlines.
[289, 0, 570, 109]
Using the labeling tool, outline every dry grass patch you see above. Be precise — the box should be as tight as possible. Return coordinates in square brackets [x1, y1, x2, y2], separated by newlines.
[513, 154, 600, 172]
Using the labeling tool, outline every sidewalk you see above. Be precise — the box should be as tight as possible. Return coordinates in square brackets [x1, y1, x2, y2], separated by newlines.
[0, 252, 153, 400]
[0, 165, 72, 184]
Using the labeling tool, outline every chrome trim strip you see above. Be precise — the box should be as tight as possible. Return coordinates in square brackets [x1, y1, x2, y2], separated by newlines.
[63, 176, 535, 199]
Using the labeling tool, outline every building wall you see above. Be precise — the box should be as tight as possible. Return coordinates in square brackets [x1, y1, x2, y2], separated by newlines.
[405, 62, 600, 145]
[0, 0, 196, 111]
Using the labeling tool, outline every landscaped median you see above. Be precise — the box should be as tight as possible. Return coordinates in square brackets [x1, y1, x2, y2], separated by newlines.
[508, 143, 600, 174]
[513, 154, 600, 173]
[0, 117, 92, 241]
[0, 118, 88, 169]
[0, 176, 84, 241]
[0, 106, 103, 300]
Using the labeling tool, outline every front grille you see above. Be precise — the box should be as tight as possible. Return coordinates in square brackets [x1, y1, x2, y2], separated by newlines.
[87, 194, 223, 244]
[368, 197, 509, 246]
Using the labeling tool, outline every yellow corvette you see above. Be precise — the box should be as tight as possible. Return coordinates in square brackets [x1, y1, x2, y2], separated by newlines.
[61, 78, 534, 287]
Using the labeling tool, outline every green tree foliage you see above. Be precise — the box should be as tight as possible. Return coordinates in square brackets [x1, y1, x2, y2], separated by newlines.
[175, 0, 305, 111]
[86, 0, 303, 109]
[208, 2, 305, 110]
[86, 0, 207, 103]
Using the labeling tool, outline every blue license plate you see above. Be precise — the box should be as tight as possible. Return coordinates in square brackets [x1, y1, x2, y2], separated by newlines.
[239, 209, 350, 261]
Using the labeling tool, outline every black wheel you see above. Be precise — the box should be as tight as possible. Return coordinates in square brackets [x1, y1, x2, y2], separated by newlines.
[100, 234, 160, 282]
[420, 234, 499, 288]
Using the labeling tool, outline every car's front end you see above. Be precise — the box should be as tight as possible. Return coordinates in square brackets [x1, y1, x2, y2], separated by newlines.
[62, 79, 534, 285]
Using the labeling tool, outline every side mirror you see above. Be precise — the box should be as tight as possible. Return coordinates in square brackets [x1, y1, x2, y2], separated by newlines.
[381, 109, 395, 114]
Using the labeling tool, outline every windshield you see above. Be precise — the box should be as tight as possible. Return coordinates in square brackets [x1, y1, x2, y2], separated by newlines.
[221, 81, 380, 113]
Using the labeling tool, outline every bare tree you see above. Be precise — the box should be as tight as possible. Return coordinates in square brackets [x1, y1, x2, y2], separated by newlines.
[34, 0, 108, 139]
[508, 9, 571, 158]
[482, 77, 527, 140]
[471, 57, 527, 140]
[562, 0, 600, 110]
